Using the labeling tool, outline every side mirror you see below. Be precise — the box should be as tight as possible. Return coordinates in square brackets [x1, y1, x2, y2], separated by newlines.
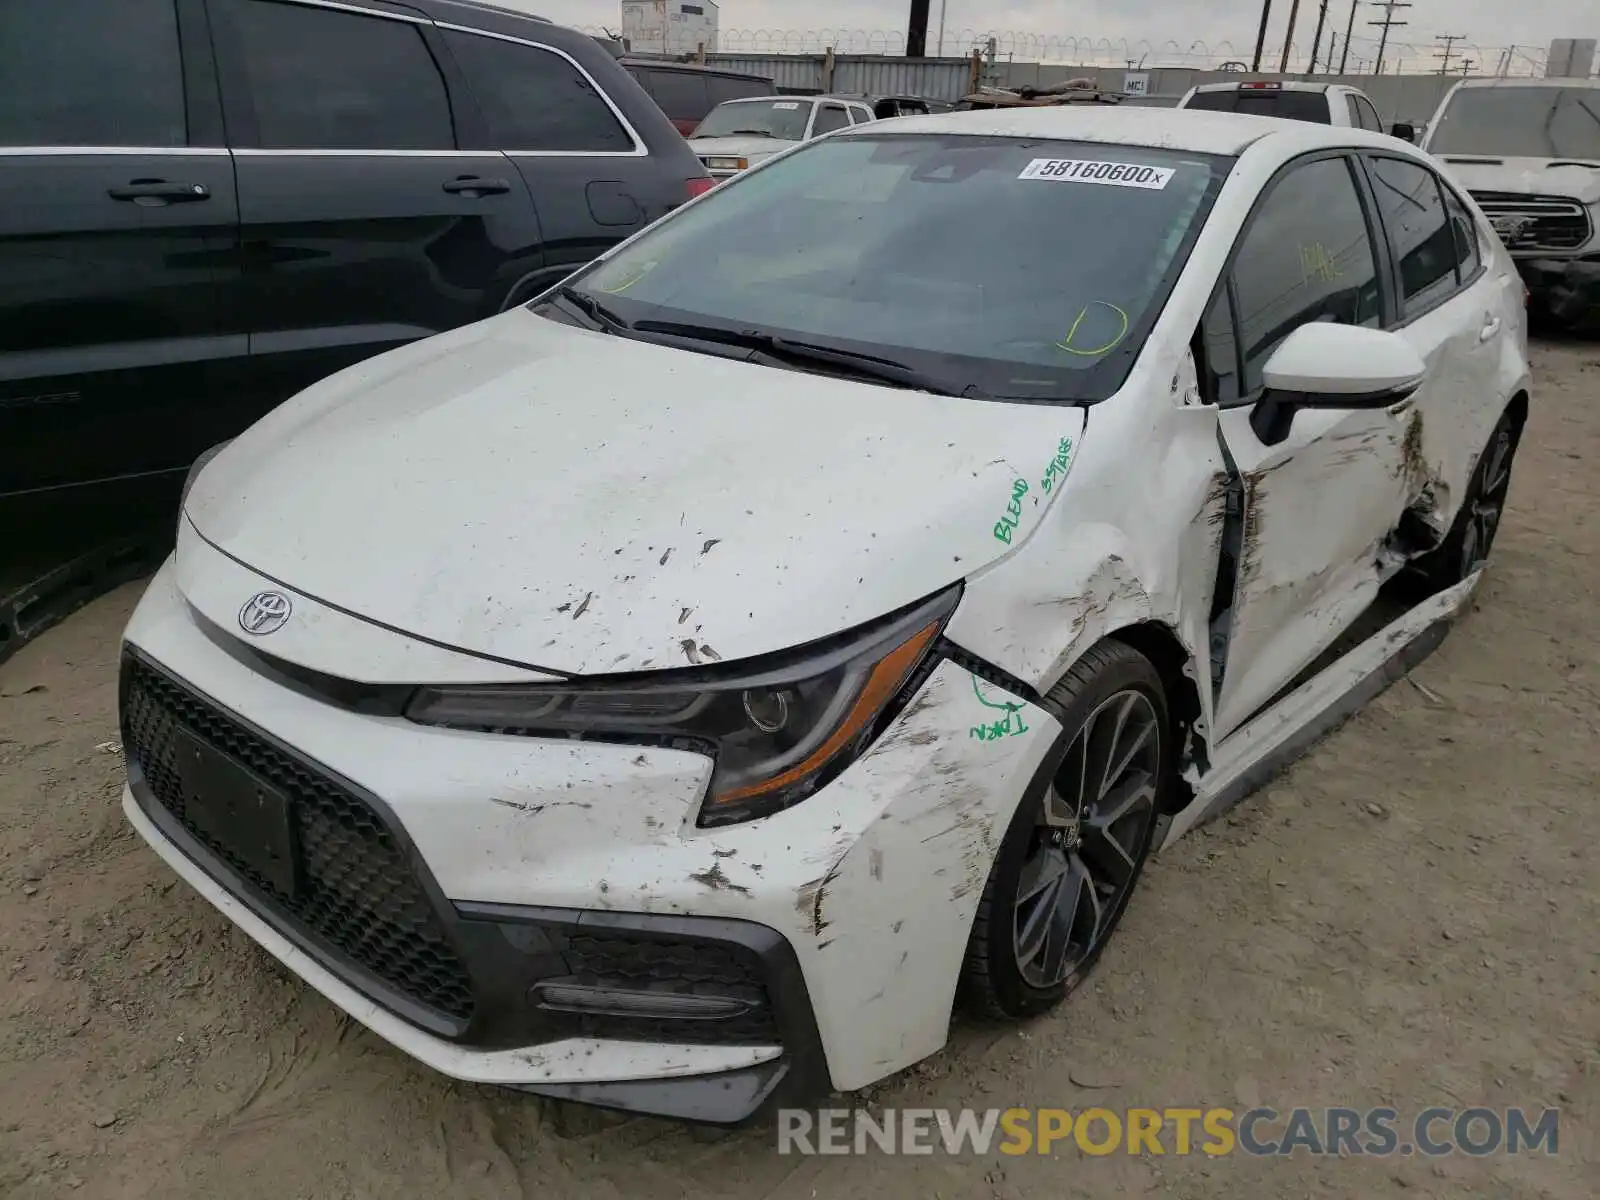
[1252, 323, 1426, 444]
[1389, 121, 1417, 143]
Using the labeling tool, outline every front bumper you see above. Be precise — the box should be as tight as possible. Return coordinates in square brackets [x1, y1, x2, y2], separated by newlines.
[119, 557, 1058, 1121]
[1516, 255, 1600, 326]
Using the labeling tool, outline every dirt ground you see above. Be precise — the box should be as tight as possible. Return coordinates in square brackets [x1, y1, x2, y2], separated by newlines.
[2, 340, 1596, 1200]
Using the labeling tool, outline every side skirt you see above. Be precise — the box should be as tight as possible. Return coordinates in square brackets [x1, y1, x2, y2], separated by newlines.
[1158, 569, 1482, 847]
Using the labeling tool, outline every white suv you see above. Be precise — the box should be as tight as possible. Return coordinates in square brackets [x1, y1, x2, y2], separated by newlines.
[1422, 77, 1600, 330]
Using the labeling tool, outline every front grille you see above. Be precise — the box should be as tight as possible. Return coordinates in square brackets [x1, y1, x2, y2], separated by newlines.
[1470, 191, 1593, 252]
[561, 933, 778, 1043]
[122, 657, 476, 1025]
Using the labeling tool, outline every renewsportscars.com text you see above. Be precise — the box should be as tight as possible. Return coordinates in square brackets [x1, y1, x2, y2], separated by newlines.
[777, 1106, 1561, 1158]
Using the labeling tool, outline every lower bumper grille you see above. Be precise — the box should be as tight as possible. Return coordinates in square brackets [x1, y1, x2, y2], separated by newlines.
[121, 655, 476, 1025]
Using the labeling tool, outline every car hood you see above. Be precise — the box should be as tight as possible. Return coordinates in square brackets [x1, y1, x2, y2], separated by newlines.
[687, 135, 794, 160]
[186, 309, 1087, 676]
[1433, 155, 1600, 205]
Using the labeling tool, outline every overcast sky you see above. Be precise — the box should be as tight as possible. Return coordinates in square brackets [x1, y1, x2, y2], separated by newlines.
[514, 1, 1584, 67]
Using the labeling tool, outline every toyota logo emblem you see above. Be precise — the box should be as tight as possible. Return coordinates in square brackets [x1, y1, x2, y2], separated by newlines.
[238, 591, 292, 636]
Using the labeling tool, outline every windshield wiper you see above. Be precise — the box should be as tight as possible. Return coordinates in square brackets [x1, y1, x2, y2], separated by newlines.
[553, 285, 632, 333]
[723, 128, 779, 137]
[630, 320, 980, 396]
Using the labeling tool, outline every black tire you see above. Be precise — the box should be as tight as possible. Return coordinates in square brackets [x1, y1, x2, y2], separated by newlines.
[1407, 409, 1520, 592]
[958, 639, 1171, 1021]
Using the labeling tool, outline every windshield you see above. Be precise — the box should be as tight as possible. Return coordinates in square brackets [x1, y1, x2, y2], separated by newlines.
[1427, 86, 1600, 160]
[1183, 88, 1331, 123]
[559, 133, 1227, 403]
[692, 99, 810, 140]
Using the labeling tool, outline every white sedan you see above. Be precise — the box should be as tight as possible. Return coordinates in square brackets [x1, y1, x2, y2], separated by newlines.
[120, 107, 1530, 1125]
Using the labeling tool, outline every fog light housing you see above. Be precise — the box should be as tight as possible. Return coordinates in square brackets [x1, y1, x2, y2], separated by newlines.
[530, 982, 756, 1020]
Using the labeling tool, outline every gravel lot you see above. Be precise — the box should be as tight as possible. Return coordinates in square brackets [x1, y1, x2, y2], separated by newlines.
[2, 339, 1596, 1199]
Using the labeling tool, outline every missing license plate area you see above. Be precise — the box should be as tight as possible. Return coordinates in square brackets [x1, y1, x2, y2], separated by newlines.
[174, 728, 299, 898]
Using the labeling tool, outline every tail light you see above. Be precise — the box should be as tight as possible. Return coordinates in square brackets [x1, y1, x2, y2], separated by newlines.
[686, 176, 715, 199]
[1240, 81, 1282, 90]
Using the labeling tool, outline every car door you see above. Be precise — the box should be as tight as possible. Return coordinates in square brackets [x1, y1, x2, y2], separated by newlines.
[1205, 152, 1415, 739]
[808, 103, 852, 140]
[1360, 152, 1507, 522]
[0, 0, 243, 522]
[438, 26, 656, 281]
[207, 0, 544, 410]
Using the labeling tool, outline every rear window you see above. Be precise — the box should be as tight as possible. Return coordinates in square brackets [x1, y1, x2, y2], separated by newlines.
[634, 68, 708, 121]
[1184, 88, 1332, 124]
[706, 74, 771, 107]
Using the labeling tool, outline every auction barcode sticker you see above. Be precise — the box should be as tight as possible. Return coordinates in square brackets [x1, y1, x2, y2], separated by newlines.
[1018, 158, 1174, 189]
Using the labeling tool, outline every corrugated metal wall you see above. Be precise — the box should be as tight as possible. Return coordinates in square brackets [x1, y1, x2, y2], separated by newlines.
[694, 52, 1468, 122]
[700, 54, 977, 100]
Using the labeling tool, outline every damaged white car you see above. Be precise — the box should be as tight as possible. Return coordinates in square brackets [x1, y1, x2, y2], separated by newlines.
[120, 107, 1530, 1125]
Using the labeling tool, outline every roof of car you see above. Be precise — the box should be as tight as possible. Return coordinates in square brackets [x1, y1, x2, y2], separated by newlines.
[836, 105, 1439, 161]
[845, 105, 1306, 155]
[619, 57, 772, 80]
[716, 94, 870, 105]
[1191, 79, 1333, 93]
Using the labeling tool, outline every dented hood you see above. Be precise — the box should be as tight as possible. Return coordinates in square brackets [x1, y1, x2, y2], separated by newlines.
[1433, 155, 1600, 206]
[186, 309, 1085, 676]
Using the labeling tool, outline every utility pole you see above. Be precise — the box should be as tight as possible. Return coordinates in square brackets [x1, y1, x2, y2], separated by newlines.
[1278, 0, 1303, 72]
[935, 0, 947, 56]
[1251, 0, 1274, 71]
[1368, 1, 1410, 77]
[1307, 0, 1332, 73]
[1460, 57, 1475, 76]
[1338, 0, 1358, 72]
[906, 0, 930, 56]
[1434, 33, 1464, 74]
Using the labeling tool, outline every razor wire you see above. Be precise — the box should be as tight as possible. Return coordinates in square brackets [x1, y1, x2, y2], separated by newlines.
[582, 25, 1550, 75]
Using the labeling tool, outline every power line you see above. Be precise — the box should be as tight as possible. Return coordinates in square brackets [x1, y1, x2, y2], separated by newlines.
[1434, 33, 1466, 75]
[1367, 1, 1411, 75]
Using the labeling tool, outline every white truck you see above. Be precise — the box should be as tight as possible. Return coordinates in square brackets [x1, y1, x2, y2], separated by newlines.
[1421, 77, 1600, 331]
[1177, 79, 1409, 138]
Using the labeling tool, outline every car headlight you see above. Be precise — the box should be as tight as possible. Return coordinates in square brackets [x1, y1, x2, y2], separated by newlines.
[703, 156, 747, 171]
[404, 586, 959, 826]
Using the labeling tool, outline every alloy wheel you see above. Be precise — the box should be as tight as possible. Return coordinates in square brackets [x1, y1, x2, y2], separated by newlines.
[1012, 689, 1161, 989]
[1460, 425, 1513, 578]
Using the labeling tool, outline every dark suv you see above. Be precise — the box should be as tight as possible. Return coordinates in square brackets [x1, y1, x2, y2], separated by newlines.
[0, 0, 709, 530]
[622, 60, 775, 135]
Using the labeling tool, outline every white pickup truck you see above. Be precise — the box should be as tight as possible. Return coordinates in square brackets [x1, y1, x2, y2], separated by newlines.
[1421, 77, 1600, 331]
[1177, 79, 1414, 139]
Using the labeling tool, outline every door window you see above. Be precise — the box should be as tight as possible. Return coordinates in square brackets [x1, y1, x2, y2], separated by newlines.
[1231, 155, 1382, 392]
[1440, 183, 1482, 281]
[444, 32, 631, 153]
[231, 0, 454, 150]
[1366, 156, 1459, 315]
[812, 104, 850, 135]
[1351, 94, 1385, 131]
[0, 0, 186, 147]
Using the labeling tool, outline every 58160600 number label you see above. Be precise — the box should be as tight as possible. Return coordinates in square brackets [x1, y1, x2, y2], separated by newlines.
[1017, 158, 1175, 190]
